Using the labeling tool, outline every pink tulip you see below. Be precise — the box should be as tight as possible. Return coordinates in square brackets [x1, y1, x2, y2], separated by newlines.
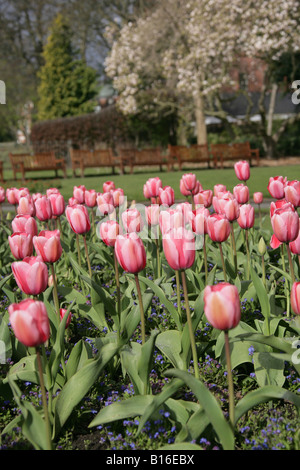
[33, 230, 62, 264]
[233, 184, 249, 204]
[207, 213, 231, 243]
[158, 186, 175, 207]
[143, 177, 162, 199]
[180, 173, 198, 193]
[97, 192, 114, 216]
[12, 255, 48, 296]
[48, 192, 65, 217]
[16, 187, 30, 202]
[84, 189, 97, 208]
[212, 192, 234, 215]
[115, 232, 146, 274]
[8, 299, 50, 347]
[12, 214, 38, 237]
[291, 282, 300, 315]
[34, 196, 52, 222]
[175, 202, 193, 225]
[159, 209, 184, 235]
[270, 234, 282, 249]
[190, 207, 209, 235]
[194, 190, 213, 208]
[271, 207, 299, 243]
[103, 181, 115, 193]
[32, 193, 42, 203]
[253, 192, 263, 205]
[213, 184, 227, 197]
[162, 227, 195, 271]
[234, 160, 250, 182]
[111, 188, 125, 208]
[73, 185, 86, 204]
[60, 308, 72, 328]
[6, 188, 19, 206]
[284, 180, 300, 208]
[46, 188, 60, 197]
[8, 232, 33, 259]
[0, 187, 5, 203]
[237, 204, 255, 229]
[17, 195, 35, 216]
[204, 283, 241, 330]
[270, 199, 294, 218]
[145, 204, 160, 226]
[267, 176, 287, 199]
[122, 208, 143, 233]
[66, 204, 91, 234]
[222, 197, 240, 222]
[68, 197, 78, 206]
[289, 222, 300, 254]
[99, 220, 122, 247]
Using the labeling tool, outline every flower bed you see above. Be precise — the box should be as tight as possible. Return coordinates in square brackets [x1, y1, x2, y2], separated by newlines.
[0, 164, 299, 451]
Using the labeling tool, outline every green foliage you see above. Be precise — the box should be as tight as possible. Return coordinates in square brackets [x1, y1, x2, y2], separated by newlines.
[37, 14, 98, 121]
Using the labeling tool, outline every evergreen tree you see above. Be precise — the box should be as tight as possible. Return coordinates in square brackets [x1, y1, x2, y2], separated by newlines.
[37, 14, 97, 120]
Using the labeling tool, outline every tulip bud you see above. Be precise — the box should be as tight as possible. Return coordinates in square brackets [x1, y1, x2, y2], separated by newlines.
[84, 189, 97, 208]
[115, 232, 146, 274]
[60, 308, 72, 328]
[204, 283, 241, 330]
[34, 195, 52, 222]
[233, 184, 249, 205]
[48, 192, 65, 217]
[258, 237, 267, 255]
[8, 299, 50, 347]
[253, 192, 263, 205]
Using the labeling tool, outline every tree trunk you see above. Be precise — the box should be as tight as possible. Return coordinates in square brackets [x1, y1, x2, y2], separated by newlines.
[267, 83, 278, 139]
[194, 92, 207, 145]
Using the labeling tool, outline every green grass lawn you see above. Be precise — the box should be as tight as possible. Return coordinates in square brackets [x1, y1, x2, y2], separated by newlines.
[2, 164, 298, 203]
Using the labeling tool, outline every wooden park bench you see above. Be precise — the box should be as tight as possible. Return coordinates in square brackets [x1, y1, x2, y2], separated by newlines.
[10, 151, 67, 181]
[167, 144, 212, 170]
[118, 147, 168, 174]
[70, 148, 119, 177]
[210, 141, 260, 169]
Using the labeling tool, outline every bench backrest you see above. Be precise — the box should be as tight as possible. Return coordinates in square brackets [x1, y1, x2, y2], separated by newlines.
[118, 148, 136, 163]
[34, 152, 57, 166]
[92, 149, 114, 165]
[231, 142, 251, 158]
[136, 148, 163, 163]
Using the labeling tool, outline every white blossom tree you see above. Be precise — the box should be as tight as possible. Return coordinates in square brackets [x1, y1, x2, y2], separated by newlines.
[105, 0, 300, 150]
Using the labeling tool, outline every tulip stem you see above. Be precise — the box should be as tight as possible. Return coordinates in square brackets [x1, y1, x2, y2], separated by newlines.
[155, 235, 161, 278]
[50, 263, 60, 320]
[286, 244, 295, 283]
[76, 234, 81, 267]
[134, 274, 146, 345]
[230, 222, 237, 274]
[175, 270, 182, 320]
[83, 235, 92, 278]
[203, 234, 208, 283]
[36, 347, 52, 450]
[181, 270, 199, 379]
[262, 255, 266, 287]
[245, 230, 250, 280]
[224, 330, 235, 428]
[219, 243, 227, 282]
[113, 249, 121, 329]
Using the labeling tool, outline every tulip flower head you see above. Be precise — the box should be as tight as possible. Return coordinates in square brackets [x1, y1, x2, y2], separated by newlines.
[207, 213, 231, 243]
[271, 207, 299, 243]
[12, 214, 38, 236]
[97, 192, 114, 216]
[143, 177, 163, 199]
[8, 232, 33, 259]
[0, 186, 5, 203]
[12, 255, 48, 296]
[204, 283, 241, 330]
[194, 189, 213, 208]
[253, 192, 263, 205]
[237, 204, 255, 229]
[66, 204, 91, 234]
[34, 195, 52, 222]
[73, 185, 86, 204]
[158, 186, 175, 207]
[103, 180, 115, 193]
[162, 227, 195, 271]
[60, 308, 72, 328]
[289, 222, 300, 254]
[8, 299, 50, 347]
[291, 282, 300, 315]
[33, 230, 62, 264]
[99, 220, 122, 247]
[48, 192, 65, 217]
[234, 160, 250, 182]
[233, 184, 249, 205]
[284, 180, 300, 208]
[115, 232, 146, 274]
[267, 176, 287, 199]
[122, 208, 143, 233]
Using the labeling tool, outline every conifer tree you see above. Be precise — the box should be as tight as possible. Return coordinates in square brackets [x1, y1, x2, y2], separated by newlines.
[37, 14, 97, 120]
